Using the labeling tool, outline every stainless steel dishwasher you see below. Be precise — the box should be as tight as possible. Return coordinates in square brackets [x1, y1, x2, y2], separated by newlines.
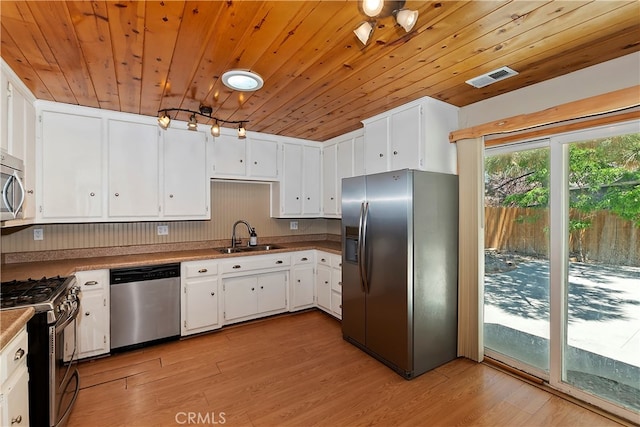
[110, 263, 181, 351]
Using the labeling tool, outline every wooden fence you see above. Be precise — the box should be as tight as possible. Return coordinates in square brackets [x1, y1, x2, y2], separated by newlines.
[484, 207, 640, 267]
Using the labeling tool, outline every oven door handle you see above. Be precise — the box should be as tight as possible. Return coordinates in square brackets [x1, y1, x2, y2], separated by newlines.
[55, 302, 79, 333]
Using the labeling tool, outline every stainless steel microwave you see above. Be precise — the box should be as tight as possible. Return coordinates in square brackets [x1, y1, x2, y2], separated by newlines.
[1, 151, 25, 221]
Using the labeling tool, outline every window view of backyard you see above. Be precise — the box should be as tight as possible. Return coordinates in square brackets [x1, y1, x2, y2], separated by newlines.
[483, 131, 640, 414]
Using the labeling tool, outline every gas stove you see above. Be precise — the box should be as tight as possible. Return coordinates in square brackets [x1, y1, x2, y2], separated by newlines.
[1, 275, 79, 323]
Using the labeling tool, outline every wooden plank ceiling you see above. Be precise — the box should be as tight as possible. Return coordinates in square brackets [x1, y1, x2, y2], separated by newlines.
[1, 1, 639, 141]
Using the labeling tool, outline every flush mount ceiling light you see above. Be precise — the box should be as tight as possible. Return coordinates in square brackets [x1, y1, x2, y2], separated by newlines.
[354, 0, 419, 45]
[157, 105, 249, 138]
[221, 70, 264, 91]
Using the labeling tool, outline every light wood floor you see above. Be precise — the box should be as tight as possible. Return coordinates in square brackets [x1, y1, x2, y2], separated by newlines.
[68, 310, 621, 427]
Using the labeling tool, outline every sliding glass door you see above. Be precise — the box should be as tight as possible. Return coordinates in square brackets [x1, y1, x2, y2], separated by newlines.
[485, 120, 640, 420]
[484, 142, 550, 378]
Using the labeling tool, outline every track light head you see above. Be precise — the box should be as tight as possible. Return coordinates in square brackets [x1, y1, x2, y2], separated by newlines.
[238, 122, 246, 138]
[211, 120, 221, 137]
[187, 114, 198, 131]
[158, 112, 171, 129]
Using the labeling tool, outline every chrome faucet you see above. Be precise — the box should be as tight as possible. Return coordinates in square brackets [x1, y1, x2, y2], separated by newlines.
[231, 220, 253, 249]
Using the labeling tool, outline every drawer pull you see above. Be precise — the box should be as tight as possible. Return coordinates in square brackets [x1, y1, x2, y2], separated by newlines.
[325, 281, 329, 284]
[233, 265, 242, 269]
[13, 348, 25, 361]
[11, 415, 22, 425]
[276, 260, 283, 264]
[211, 292, 215, 296]
[198, 268, 208, 273]
[84, 280, 99, 286]
[85, 311, 91, 316]
[321, 258, 326, 262]
[301, 257, 308, 261]
[251, 287, 255, 291]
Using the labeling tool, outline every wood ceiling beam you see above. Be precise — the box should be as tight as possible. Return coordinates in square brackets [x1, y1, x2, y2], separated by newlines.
[449, 85, 640, 143]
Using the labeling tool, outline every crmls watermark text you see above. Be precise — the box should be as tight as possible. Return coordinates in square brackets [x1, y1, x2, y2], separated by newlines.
[175, 412, 226, 425]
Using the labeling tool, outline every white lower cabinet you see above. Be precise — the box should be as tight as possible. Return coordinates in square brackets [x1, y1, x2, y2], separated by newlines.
[316, 251, 342, 319]
[290, 251, 315, 311]
[74, 269, 110, 359]
[181, 260, 220, 336]
[223, 271, 288, 323]
[0, 327, 29, 427]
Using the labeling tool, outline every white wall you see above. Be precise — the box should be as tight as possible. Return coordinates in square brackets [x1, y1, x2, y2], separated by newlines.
[458, 52, 640, 128]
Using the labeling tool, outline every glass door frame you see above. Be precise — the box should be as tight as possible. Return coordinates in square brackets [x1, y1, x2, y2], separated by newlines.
[548, 119, 639, 421]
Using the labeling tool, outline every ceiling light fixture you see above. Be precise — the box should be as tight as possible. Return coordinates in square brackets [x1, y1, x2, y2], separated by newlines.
[354, 21, 376, 45]
[221, 70, 264, 91]
[354, 0, 419, 45]
[157, 105, 249, 138]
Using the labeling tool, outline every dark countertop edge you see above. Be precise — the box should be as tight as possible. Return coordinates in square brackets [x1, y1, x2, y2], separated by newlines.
[1, 241, 342, 282]
[0, 307, 35, 351]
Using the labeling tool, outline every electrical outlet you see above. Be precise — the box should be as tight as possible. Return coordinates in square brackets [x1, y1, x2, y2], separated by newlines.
[33, 228, 44, 241]
[290, 221, 298, 230]
[157, 225, 169, 235]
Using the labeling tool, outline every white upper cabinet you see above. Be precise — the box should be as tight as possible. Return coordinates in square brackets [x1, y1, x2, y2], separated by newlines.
[361, 97, 459, 175]
[36, 102, 210, 223]
[162, 128, 209, 218]
[107, 119, 159, 218]
[39, 109, 104, 220]
[210, 130, 278, 180]
[271, 139, 322, 218]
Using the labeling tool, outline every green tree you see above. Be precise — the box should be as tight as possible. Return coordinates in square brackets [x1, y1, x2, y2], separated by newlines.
[485, 133, 640, 261]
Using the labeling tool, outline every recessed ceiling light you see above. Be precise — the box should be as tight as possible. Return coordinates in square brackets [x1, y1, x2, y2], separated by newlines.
[221, 70, 264, 91]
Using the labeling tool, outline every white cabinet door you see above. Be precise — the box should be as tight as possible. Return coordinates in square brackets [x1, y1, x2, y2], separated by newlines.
[77, 292, 108, 358]
[354, 134, 365, 176]
[257, 271, 287, 313]
[163, 128, 208, 218]
[184, 278, 219, 331]
[74, 269, 110, 359]
[0, 365, 29, 427]
[212, 134, 246, 177]
[248, 136, 278, 179]
[108, 120, 159, 218]
[302, 145, 321, 215]
[336, 138, 354, 215]
[40, 111, 103, 219]
[281, 143, 303, 215]
[363, 116, 388, 174]
[0, 72, 8, 153]
[390, 105, 422, 170]
[291, 266, 315, 310]
[224, 276, 258, 321]
[322, 143, 337, 216]
[316, 265, 331, 311]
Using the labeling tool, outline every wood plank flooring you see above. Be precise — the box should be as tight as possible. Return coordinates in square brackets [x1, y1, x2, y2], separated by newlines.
[68, 311, 621, 427]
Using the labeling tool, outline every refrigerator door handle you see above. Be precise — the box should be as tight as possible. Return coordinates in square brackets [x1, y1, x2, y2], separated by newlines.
[357, 202, 366, 292]
[361, 201, 370, 293]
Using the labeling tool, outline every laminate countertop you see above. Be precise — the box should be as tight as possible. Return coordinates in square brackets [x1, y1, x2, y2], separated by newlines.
[0, 307, 34, 350]
[1, 240, 342, 282]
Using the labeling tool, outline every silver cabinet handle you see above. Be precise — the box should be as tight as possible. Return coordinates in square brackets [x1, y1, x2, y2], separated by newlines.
[11, 415, 22, 425]
[233, 265, 241, 269]
[84, 280, 99, 286]
[198, 268, 208, 273]
[13, 348, 25, 360]
[90, 192, 95, 197]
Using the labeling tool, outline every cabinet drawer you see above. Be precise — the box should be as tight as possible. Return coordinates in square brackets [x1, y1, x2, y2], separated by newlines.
[221, 255, 290, 274]
[184, 260, 219, 278]
[317, 252, 331, 266]
[292, 251, 314, 265]
[1, 328, 27, 384]
[75, 269, 109, 291]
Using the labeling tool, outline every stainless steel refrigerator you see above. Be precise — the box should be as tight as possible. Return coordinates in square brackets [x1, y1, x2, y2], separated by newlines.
[341, 169, 458, 379]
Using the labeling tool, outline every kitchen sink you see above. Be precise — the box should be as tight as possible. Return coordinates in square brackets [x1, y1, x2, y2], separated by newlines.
[216, 244, 283, 254]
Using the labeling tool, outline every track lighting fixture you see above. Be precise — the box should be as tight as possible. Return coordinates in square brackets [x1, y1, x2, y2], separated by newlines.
[354, 0, 419, 45]
[157, 105, 249, 138]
